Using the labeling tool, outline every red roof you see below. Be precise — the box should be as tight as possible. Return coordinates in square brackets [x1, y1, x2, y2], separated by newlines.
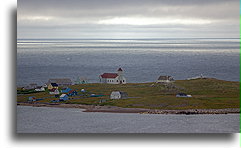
[100, 73, 118, 78]
[49, 88, 58, 92]
[69, 90, 76, 93]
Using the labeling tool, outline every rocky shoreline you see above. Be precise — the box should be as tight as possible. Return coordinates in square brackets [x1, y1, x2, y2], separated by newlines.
[17, 103, 240, 115]
[140, 108, 240, 115]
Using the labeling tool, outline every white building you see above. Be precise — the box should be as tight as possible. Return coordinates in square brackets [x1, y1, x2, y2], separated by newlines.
[34, 86, 45, 92]
[100, 68, 127, 84]
[156, 76, 174, 83]
[47, 78, 72, 87]
[110, 91, 128, 99]
[59, 94, 69, 101]
[49, 88, 60, 95]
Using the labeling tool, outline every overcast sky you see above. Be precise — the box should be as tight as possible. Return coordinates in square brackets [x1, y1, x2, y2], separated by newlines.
[17, 0, 239, 39]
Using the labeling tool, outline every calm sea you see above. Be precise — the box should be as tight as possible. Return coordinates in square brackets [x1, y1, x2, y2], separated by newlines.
[17, 38, 240, 86]
[17, 106, 240, 133]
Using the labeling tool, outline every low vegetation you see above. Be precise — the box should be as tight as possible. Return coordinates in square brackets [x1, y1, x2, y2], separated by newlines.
[17, 78, 240, 110]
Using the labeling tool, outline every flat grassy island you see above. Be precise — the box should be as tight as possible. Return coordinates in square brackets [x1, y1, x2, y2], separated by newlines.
[17, 78, 240, 113]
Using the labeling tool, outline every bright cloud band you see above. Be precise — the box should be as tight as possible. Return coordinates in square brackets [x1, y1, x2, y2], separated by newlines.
[97, 17, 213, 25]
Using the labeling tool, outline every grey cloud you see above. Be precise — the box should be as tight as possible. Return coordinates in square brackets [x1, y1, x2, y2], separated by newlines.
[18, 0, 238, 20]
[17, 0, 239, 38]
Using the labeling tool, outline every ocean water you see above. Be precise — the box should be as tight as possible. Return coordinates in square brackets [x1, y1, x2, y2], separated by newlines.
[17, 106, 240, 133]
[17, 38, 240, 86]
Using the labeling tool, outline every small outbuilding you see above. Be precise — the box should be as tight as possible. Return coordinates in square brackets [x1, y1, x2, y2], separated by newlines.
[176, 93, 192, 98]
[59, 94, 69, 101]
[68, 90, 78, 96]
[75, 77, 88, 84]
[156, 76, 174, 83]
[110, 91, 128, 99]
[28, 96, 36, 102]
[90, 94, 104, 97]
[35, 86, 45, 92]
[43, 84, 48, 88]
[61, 87, 72, 93]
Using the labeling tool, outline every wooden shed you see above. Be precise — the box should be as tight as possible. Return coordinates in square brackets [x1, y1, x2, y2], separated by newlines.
[110, 91, 128, 99]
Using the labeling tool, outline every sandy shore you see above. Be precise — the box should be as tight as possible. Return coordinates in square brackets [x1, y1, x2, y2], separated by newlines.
[17, 102, 240, 114]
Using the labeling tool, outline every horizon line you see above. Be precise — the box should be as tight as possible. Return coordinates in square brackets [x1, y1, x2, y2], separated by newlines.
[17, 37, 240, 40]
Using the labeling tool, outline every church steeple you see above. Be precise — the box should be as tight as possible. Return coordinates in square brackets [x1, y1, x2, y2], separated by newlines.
[117, 68, 123, 76]
[118, 68, 123, 71]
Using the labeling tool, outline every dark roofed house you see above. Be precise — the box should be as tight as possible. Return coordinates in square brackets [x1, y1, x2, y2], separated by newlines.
[48, 83, 58, 90]
[156, 76, 174, 83]
[47, 78, 72, 87]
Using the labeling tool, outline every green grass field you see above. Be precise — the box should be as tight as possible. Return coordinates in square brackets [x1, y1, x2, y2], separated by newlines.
[17, 78, 240, 110]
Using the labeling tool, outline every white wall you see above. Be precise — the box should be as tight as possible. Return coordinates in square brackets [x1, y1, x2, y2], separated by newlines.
[106, 78, 118, 84]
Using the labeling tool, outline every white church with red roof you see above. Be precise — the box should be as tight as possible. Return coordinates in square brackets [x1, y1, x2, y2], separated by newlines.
[99, 68, 127, 84]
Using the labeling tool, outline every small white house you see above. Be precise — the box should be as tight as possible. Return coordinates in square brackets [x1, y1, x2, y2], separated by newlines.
[49, 89, 60, 95]
[35, 86, 45, 92]
[100, 68, 127, 84]
[59, 94, 69, 101]
[156, 76, 174, 83]
[110, 91, 128, 99]
[43, 84, 48, 88]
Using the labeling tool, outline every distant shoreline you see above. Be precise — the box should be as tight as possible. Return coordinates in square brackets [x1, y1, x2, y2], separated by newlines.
[17, 103, 240, 115]
[16, 78, 240, 88]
